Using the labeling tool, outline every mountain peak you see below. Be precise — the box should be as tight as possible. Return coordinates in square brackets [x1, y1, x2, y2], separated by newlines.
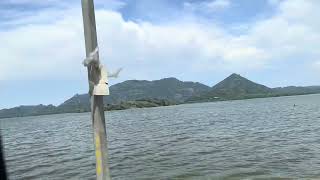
[214, 73, 251, 88]
[206, 73, 272, 99]
[227, 73, 243, 79]
[158, 77, 179, 81]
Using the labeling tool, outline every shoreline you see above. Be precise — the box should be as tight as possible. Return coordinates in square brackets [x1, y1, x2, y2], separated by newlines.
[1, 93, 319, 120]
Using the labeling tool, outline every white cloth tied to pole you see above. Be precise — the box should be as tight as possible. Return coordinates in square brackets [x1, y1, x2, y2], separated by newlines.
[83, 46, 122, 96]
[83, 47, 99, 67]
[93, 65, 109, 95]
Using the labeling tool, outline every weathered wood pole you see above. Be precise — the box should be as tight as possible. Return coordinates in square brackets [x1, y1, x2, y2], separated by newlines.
[81, 0, 111, 179]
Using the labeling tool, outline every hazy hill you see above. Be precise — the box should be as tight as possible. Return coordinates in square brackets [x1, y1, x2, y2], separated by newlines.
[0, 104, 57, 118]
[273, 86, 320, 95]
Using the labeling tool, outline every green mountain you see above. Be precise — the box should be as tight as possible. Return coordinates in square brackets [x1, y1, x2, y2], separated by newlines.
[0, 78, 210, 118]
[1, 74, 320, 119]
[188, 73, 273, 102]
[106, 77, 210, 103]
[211, 73, 272, 95]
[58, 77, 210, 112]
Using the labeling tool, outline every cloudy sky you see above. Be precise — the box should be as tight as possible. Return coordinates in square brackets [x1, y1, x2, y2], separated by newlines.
[0, 0, 319, 109]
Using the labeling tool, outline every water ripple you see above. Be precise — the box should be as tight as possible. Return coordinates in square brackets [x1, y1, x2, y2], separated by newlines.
[1, 94, 320, 179]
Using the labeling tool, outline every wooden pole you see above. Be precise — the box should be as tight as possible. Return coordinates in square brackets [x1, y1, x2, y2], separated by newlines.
[81, 0, 111, 180]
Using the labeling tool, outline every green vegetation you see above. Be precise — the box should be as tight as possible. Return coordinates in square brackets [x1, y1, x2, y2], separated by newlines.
[105, 99, 176, 111]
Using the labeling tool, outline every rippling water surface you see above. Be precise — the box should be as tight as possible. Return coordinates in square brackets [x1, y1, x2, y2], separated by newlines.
[1, 94, 320, 179]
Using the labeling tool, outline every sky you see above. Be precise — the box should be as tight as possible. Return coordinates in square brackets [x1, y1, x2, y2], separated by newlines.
[0, 0, 320, 109]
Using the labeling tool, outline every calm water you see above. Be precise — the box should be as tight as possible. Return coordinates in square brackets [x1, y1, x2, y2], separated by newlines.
[1, 94, 320, 180]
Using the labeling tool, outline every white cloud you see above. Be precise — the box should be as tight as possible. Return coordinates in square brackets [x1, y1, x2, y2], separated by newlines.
[205, 0, 231, 10]
[0, 7, 264, 81]
[0, 8, 85, 80]
[0, 0, 319, 83]
[184, 0, 231, 13]
[247, 0, 320, 64]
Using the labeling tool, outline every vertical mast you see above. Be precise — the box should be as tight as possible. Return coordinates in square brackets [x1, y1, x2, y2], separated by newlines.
[81, 0, 111, 179]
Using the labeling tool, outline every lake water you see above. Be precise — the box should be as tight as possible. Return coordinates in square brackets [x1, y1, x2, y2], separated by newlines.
[1, 94, 320, 180]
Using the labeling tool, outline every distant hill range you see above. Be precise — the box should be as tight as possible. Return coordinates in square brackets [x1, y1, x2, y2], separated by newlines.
[1, 74, 320, 119]
[188, 73, 320, 102]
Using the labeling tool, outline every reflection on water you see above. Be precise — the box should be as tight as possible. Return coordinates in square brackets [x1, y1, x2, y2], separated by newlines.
[1, 94, 320, 179]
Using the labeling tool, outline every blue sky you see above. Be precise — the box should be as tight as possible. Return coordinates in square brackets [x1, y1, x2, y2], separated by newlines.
[0, 0, 320, 109]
